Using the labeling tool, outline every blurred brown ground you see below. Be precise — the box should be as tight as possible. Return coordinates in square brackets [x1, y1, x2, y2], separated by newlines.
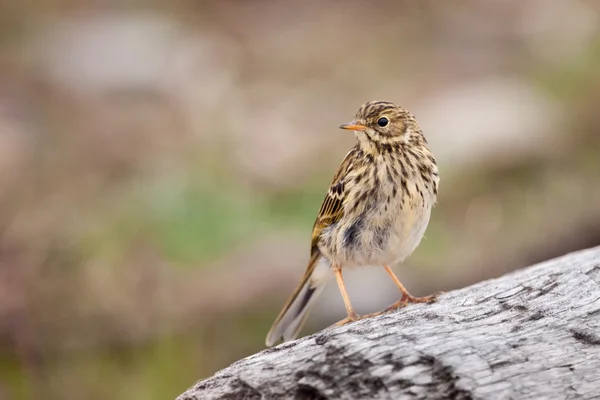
[0, 1, 599, 399]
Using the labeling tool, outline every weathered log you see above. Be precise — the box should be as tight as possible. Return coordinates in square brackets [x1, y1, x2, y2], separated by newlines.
[178, 247, 600, 400]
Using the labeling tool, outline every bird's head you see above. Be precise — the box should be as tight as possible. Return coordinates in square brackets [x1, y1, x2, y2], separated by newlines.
[339, 100, 425, 150]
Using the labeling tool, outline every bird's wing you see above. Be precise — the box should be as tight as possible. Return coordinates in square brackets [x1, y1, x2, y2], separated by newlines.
[309, 147, 357, 257]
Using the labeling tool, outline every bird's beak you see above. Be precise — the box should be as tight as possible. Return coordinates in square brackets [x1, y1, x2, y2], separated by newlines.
[339, 121, 366, 131]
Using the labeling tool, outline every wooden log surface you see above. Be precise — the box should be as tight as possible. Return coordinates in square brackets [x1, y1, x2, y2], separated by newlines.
[178, 247, 600, 400]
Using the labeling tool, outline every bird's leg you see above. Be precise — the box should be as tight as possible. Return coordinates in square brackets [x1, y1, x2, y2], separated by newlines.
[383, 265, 440, 311]
[332, 264, 360, 326]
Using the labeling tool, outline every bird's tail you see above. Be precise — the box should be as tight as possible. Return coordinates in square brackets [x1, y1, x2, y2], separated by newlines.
[265, 255, 331, 347]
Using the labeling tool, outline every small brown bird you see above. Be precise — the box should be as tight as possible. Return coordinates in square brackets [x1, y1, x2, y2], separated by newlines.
[266, 100, 440, 347]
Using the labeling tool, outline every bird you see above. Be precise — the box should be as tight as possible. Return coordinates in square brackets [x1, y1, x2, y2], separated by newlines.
[265, 100, 440, 347]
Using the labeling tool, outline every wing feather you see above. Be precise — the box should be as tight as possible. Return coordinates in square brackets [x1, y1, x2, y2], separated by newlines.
[310, 147, 357, 256]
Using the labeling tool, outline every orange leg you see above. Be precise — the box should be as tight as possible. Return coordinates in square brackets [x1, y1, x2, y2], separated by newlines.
[332, 264, 360, 326]
[383, 265, 440, 311]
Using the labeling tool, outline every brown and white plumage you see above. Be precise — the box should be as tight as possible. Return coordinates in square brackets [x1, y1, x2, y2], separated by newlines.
[266, 101, 440, 347]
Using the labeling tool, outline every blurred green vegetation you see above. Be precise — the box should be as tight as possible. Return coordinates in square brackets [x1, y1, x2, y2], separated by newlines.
[80, 178, 326, 267]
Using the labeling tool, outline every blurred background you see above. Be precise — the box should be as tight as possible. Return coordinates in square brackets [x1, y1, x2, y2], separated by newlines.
[0, 0, 599, 399]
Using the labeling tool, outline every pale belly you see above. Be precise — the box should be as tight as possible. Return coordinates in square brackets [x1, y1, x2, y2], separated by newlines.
[319, 197, 433, 268]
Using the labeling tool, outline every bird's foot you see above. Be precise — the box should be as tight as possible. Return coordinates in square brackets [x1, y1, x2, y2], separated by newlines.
[328, 292, 444, 329]
[384, 291, 444, 312]
[331, 310, 361, 327]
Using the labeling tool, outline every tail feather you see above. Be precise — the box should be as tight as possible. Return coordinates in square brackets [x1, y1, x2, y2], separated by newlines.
[265, 256, 331, 347]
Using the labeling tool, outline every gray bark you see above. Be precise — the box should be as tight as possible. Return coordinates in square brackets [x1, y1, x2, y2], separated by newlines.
[177, 247, 600, 400]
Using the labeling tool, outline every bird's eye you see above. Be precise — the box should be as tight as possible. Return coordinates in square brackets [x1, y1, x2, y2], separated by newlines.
[377, 117, 389, 127]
